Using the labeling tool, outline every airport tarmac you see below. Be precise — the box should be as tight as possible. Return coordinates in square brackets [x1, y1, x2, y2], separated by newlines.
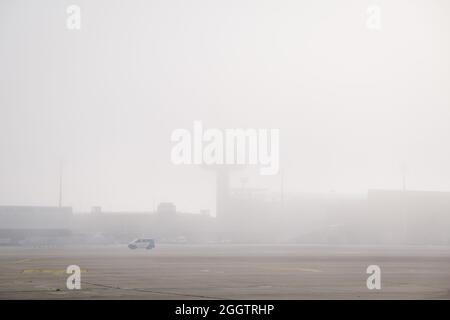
[0, 244, 449, 299]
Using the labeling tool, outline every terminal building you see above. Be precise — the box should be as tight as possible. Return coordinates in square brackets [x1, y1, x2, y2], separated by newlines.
[1, 186, 449, 246]
[70, 202, 215, 244]
[216, 173, 450, 245]
[367, 189, 450, 244]
[0, 206, 72, 245]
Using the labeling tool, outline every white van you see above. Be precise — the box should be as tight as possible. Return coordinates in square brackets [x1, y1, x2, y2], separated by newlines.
[128, 238, 155, 250]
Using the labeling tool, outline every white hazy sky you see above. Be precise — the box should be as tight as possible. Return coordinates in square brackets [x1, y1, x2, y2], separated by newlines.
[1, 0, 449, 213]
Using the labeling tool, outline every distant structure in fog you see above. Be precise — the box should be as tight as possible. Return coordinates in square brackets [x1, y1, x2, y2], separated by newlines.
[91, 206, 102, 214]
[69, 202, 215, 244]
[368, 189, 450, 244]
[202, 165, 232, 219]
[157, 202, 176, 216]
[2, 189, 449, 246]
[0, 206, 72, 245]
[216, 167, 230, 221]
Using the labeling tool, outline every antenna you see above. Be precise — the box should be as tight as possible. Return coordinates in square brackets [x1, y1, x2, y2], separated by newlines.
[280, 168, 284, 207]
[59, 160, 63, 208]
[402, 163, 407, 192]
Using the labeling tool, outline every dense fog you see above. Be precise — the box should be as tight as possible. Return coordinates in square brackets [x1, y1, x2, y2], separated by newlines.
[1, 0, 450, 245]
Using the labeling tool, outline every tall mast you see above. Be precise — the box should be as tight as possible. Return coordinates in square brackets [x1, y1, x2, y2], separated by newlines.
[59, 160, 63, 208]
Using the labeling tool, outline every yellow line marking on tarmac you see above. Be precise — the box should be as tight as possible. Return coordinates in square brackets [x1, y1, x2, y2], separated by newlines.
[259, 266, 323, 273]
[13, 259, 32, 264]
[22, 269, 88, 275]
[297, 268, 322, 273]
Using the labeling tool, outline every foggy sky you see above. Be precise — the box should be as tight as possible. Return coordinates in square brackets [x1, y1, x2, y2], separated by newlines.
[1, 0, 449, 213]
